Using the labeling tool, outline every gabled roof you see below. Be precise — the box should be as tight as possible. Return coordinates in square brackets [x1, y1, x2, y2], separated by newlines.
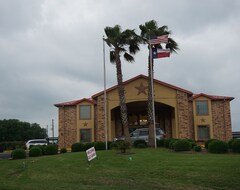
[190, 93, 234, 101]
[92, 74, 193, 98]
[54, 98, 96, 107]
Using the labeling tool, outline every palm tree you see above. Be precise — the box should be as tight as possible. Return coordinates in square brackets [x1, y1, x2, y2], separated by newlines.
[104, 25, 141, 142]
[139, 20, 179, 147]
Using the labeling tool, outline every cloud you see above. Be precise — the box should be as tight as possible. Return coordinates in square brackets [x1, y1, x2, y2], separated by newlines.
[0, 0, 240, 134]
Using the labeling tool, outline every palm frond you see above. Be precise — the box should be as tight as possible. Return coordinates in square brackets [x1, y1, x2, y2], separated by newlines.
[123, 53, 134, 63]
[166, 38, 179, 53]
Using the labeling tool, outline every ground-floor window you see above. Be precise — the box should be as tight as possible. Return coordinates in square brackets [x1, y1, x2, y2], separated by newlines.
[198, 125, 210, 141]
[80, 129, 91, 143]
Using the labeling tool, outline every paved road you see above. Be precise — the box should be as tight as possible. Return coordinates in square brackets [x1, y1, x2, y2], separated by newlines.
[0, 152, 12, 159]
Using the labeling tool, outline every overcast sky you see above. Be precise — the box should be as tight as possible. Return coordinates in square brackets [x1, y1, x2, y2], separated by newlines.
[1, 0, 240, 136]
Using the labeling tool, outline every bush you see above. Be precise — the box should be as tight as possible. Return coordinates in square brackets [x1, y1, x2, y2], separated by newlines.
[231, 139, 240, 153]
[71, 143, 84, 152]
[173, 139, 191, 151]
[194, 145, 202, 152]
[94, 142, 106, 151]
[228, 139, 237, 149]
[60, 148, 67, 153]
[186, 139, 197, 149]
[205, 139, 217, 149]
[133, 140, 147, 148]
[208, 140, 228, 154]
[156, 139, 165, 147]
[169, 139, 179, 149]
[29, 147, 42, 157]
[83, 142, 95, 151]
[164, 138, 173, 148]
[11, 148, 26, 159]
[111, 140, 131, 153]
[43, 145, 58, 155]
[137, 143, 147, 148]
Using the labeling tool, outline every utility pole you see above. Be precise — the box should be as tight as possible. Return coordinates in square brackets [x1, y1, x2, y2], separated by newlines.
[46, 125, 49, 137]
[52, 119, 54, 143]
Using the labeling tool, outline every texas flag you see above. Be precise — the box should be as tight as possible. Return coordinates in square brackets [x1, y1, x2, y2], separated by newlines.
[152, 48, 170, 59]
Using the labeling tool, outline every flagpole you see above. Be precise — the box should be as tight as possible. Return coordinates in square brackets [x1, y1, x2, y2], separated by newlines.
[149, 43, 157, 149]
[103, 36, 108, 150]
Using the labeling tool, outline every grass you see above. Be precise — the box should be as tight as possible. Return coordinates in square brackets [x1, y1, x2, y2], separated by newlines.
[0, 148, 240, 190]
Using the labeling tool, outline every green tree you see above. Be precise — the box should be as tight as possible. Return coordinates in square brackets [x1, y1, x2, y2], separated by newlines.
[0, 119, 47, 142]
[104, 25, 141, 142]
[139, 20, 179, 147]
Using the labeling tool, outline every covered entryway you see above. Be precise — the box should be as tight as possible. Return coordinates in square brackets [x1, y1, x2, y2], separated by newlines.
[111, 101, 175, 138]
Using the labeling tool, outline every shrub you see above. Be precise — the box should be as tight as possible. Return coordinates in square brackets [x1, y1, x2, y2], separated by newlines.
[194, 145, 202, 152]
[205, 139, 217, 149]
[29, 147, 42, 157]
[164, 138, 173, 148]
[186, 139, 197, 149]
[228, 139, 237, 149]
[60, 148, 67, 153]
[107, 141, 113, 150]
[133, 140, 147, 148]
[43, 145, 58, 155]
[137, 143, 147, 148]
[173, 139, 191, 151]
[83, 142, 95, 151]
[71, 143, 84, 152]
[156, 139, 165, 147]
[11, 148, 26, 159]
[208, 140, 228, 154]
[94, 142, 106, 151]
[111, 140, 131, 153]
[169, 139, 179, 149]
[231, 140, 240, 153]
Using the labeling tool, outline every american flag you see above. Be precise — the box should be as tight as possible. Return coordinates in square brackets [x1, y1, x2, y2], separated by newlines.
[149, 34, 168, 45]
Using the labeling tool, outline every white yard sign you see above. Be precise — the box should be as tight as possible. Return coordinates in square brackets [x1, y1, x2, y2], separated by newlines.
[86, 147, 97, 162]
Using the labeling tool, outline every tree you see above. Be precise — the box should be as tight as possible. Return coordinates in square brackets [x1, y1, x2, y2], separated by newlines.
[139, 20, 179, 147]
[104, 25, 141, 142]
[0, 119, 47, 142]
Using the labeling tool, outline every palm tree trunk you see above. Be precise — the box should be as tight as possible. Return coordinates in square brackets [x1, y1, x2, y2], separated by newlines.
[115, 49, 130, 142]
[148, 55, 155, 147]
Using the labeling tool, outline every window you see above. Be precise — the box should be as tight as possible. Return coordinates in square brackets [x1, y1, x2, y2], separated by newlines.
[80, 105, 91, 120]
[196, 100, 209, 115]
[80, 129, 91, 143]
[198, 125, 210, 140]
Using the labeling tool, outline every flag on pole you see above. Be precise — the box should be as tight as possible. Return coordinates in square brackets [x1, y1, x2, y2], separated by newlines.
[149, 34, 168, 45]
[152, 48, 170, 59]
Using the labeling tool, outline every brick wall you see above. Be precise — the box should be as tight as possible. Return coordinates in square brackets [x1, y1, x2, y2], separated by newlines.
[177, 91, 194, 139]
[211, 100, 232, 141]
[58, 106, 77, 148]
[95, 95, 106, 142]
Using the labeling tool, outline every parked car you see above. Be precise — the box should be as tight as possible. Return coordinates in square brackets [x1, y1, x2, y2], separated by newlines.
[25, 139, 48, 149]
[115, 128, 165, 142]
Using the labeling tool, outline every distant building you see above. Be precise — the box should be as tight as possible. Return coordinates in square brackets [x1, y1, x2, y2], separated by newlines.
[54, 74, 234, 148]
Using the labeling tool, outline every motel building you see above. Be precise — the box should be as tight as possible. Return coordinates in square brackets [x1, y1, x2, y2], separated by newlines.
[54, 74, 234, 148]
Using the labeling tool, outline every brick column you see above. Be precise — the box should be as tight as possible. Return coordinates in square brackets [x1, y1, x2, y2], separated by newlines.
[212, 100, 232, 141]
[177, 91, 193, 139]
[58, 106, 77, 148]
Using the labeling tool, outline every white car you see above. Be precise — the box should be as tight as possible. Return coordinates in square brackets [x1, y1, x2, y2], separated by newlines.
[115, 128, 165, 142]
[26, 139, 48, 149]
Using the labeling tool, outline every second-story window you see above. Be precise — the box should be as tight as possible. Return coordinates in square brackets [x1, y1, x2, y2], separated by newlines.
[196, 100, 209, 115]
[80, 105, 91, 120]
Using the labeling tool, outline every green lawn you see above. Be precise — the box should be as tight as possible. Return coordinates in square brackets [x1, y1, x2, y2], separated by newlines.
[0, 148, 240, 190]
